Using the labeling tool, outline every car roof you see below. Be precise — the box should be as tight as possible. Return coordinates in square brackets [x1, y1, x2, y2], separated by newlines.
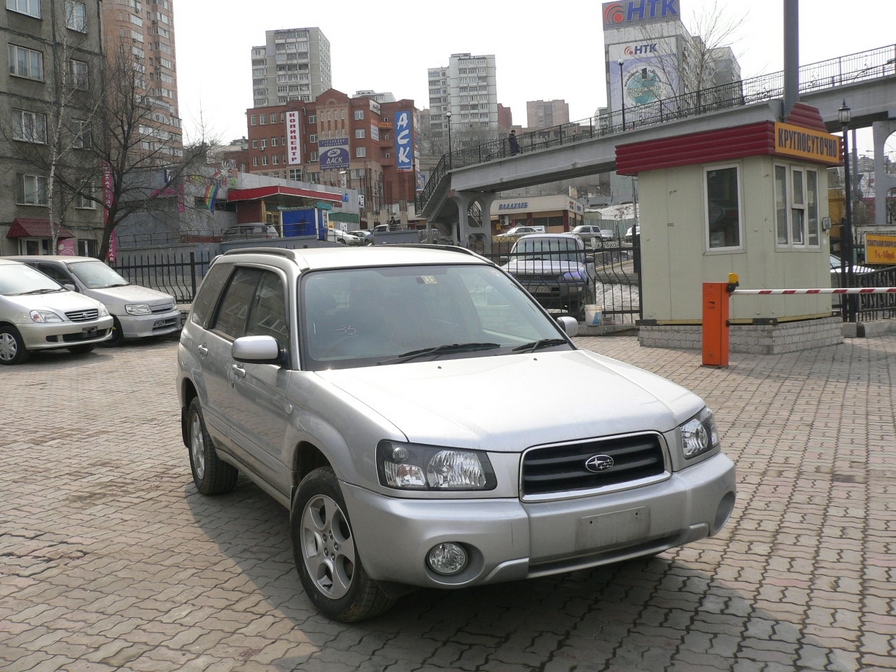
[0, 258, 27, 267]
[219, 245, 490, 272]
[5, 255, 100, 264]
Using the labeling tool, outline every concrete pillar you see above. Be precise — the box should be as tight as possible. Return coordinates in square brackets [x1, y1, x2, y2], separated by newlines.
[873, 120, 895, 226]
[449, 191, 497, 254]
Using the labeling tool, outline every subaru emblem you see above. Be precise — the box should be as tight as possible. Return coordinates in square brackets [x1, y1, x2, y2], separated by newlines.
[585, 455, 615, 473]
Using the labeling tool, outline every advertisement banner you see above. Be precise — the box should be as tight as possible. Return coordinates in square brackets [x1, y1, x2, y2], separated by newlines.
[318, 138, 350, 171]
[394, 110, 414, 172]
[609, 38, 679, 115]
[602, 0, 680, 28]
[286, 111, 302, 165]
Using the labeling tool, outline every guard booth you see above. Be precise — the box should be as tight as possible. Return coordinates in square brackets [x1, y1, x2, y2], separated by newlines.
[616, 103, 845, 354]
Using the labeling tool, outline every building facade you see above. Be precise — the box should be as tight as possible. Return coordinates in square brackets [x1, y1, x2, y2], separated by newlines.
[245, 89, 420, 227]
[428, 53, 499, 144]
[526, 99, 570, 130]
[251, 27, 331, 108]
[2, 0, 107, 256]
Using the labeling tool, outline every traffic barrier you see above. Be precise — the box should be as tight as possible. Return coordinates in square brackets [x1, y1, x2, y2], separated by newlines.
[702, 278, 896, 367]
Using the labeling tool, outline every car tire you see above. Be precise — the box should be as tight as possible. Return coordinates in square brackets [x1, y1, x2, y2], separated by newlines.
[291, 467, 395, 622]
[0, 325, 28, 365]
[186, 397, 238, 495]
[104, 317, 124, 347]
[68, 343, 96, 355]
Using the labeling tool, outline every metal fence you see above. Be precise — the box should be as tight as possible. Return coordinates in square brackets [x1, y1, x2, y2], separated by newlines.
[111, 250, 213, 304]
[836, 265, 896, 322]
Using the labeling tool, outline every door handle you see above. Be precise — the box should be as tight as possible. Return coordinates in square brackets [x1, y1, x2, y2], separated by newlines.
[231, 364, 247, 379]
[197, 344, 208, 356]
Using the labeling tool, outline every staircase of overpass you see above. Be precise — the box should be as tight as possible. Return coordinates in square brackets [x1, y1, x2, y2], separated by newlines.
[419, 44, 896, 232]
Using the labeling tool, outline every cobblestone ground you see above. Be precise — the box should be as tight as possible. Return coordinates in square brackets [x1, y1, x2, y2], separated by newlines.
[1, 335, 894, 672]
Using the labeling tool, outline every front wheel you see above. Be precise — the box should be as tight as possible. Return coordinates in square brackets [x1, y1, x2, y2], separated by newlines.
[0, 326, 28, 365]
[186, 398, 238, 495]
[291, 467, 394, 622]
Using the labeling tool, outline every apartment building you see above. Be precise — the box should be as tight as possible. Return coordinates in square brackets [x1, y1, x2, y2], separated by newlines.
[428, 53, 499, 144]
[527, 99, 570, 130]
[101, 0, 182, 157]
[2, 0, 107, 256]
[251, 27, 331, 108]
[245, 89, 420, 226]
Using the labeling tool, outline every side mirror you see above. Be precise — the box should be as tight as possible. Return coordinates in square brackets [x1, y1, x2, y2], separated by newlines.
[556, 315, 579, 337]
[232, 335, 283, 365]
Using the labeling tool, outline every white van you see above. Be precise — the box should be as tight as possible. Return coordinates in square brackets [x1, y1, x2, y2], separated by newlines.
[8, 256, 181, 345]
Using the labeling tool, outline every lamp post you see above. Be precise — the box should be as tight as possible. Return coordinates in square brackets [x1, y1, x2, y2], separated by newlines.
[617, 60, 625, 130]
[839, 100, 855, 322]
[446, 110, 453, 169]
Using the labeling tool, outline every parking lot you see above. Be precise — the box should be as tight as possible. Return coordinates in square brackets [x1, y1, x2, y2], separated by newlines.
[1, 334, 894, 672]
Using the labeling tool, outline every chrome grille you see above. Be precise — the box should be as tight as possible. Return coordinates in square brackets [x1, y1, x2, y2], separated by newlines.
[522, 434, 666, 497]
[151, 303, 176, 314]
[65, 309, 99, 322]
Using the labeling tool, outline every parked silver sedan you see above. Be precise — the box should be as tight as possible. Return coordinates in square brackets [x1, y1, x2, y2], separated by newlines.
[0, 259, 113, 364]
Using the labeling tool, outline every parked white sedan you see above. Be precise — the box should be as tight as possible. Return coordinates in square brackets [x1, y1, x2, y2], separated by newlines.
[0, 259, 113, 364]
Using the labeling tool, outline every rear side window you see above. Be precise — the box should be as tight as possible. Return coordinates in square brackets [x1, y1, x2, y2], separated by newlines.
[209, 267, 289, 345]
[190, 263, 231, 327]
[211, 268, 261, 339]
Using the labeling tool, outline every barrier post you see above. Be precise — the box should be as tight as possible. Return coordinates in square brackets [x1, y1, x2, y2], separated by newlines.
[702, 274, 738, 367]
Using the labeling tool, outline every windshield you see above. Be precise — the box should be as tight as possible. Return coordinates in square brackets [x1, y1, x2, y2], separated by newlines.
[301, 264, 571, 370]
[68, 260, 129, 289]
[0, 264, 64, 296]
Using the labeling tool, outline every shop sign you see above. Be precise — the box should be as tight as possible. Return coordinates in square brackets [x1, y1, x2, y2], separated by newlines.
[865, 234, 896, 265]
[774, 123, 841, 165]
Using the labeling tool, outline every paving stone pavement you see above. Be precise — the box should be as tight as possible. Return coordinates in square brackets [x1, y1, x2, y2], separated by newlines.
[1, 334, 894, 672]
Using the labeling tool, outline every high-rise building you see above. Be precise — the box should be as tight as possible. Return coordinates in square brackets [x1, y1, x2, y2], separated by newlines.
[428, 53, 498, 143]
[1, 0, 107, 256]
[101, 0, 183, 156]
[527, 100, 570, 130]
[251, 28, 331, 108]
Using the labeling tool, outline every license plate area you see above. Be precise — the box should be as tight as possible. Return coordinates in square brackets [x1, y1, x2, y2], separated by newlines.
[576, 507, 650, 550]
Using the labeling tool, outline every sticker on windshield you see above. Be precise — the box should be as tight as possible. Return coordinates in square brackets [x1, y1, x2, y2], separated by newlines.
[417, 276, 438, 285]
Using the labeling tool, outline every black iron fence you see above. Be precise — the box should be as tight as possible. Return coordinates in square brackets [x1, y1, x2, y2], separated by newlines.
[111, 250, 213, 304]
[836, 265, 896, 322]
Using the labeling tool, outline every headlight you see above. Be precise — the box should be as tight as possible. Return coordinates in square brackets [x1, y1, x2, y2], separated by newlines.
[98, 304, 110, 317]
[377, 441, 497, 491]
[30, 310, 63, 323]
[125, 303, 152, 316]
[679, 407, 720, 459]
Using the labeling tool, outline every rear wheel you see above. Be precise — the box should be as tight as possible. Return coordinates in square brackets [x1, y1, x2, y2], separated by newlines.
[0, 326, 28, 365]
[291, 467, 394, 622]
[186, 398, 238, 495]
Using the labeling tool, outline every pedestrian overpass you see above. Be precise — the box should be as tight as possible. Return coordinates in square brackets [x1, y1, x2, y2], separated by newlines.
[419, 44, 896, 246]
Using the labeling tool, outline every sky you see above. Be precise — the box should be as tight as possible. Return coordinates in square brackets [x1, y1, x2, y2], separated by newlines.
[173, 0, 893, 155]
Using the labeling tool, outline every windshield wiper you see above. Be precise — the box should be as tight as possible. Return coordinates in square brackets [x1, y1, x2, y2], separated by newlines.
[378, 342, 501, 365]
[512, 338, 569, 353]
[21, 288, 64, 295]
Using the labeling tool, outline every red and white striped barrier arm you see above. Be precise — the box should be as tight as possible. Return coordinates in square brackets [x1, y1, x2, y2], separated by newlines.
[732, 287, 896, 296]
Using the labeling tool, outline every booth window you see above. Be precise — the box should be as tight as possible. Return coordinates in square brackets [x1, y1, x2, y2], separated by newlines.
[775, 165, 819, 248]
[705, 166, 742, 250]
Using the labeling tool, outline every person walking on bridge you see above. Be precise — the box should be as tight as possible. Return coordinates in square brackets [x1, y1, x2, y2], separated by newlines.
[508, 129, 520, 156]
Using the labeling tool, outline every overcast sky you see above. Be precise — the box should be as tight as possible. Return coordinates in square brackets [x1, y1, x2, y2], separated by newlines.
[173, 0, 893, 154]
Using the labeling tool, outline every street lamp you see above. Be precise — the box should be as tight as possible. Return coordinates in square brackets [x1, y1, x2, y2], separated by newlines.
[839, 100, 855, 322]
[446, 110, 453, 169]
[617, 60, 626, 130]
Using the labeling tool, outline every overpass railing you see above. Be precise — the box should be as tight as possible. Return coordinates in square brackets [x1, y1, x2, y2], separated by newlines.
[418, 43, 896, 212]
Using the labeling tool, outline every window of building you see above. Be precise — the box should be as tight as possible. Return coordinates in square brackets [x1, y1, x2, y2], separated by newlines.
[70, 59, 89, 89]
[272, 155, 279, 165]
[8, 44, 44, 81]
[16, 174, 48, 206]
[775, 165, 820, 248]
[310, 151, 318, 161]
[260, 114, 267, 125]
[78, 239, 97, 257]
[355, 129, 365, 139]
[271, 137, 278, 147]
[72, 119, 90, 148]
[309, 134, 317, 143]
[356, 147, 366, 158]
[252, 156, 258, 166]
[704, 166, 742, 250]
[251, 115, 257, 126]
[260, 138, 267, 150]
[289, 169, 302, 181]
[354, 109, 364, 121]
[262, 155, 268, 166]
[6, 0, 40, 18]
[64, 0, 87, 30]
[12, 109, 47, 144]
[76, 184, 96, 209]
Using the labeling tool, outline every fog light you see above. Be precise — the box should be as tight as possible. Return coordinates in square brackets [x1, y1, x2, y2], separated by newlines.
[427, 542, 468, 576]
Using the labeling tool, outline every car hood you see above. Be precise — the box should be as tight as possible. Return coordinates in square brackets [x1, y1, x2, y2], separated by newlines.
[2, 290, 103, 316]
[315, 350, 702, 450]
[85, 284, 174, 306]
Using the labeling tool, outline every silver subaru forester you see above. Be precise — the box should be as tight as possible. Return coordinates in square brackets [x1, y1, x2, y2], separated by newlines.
[176, 245, 736, 622]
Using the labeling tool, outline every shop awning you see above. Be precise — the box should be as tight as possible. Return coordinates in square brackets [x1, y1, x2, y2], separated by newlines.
[6, 218, 75, 239]
[227, 185, 343, 203]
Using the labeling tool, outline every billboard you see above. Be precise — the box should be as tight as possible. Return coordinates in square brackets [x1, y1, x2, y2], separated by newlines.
[602, 0, 680, 28]
[609, 37, 679, 114]
[286, 111, 302, 165]
[394, 110, 414, 172]
[318, 138, 350, 171]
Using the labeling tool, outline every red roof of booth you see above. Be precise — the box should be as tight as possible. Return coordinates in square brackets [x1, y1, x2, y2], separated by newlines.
[6, 218, 75, 239]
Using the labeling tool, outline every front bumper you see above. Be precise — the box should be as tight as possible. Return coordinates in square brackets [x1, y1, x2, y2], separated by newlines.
[343, 452, 736, 589]
[119, 308, 181, 339]
[19, 316, 114, 351]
